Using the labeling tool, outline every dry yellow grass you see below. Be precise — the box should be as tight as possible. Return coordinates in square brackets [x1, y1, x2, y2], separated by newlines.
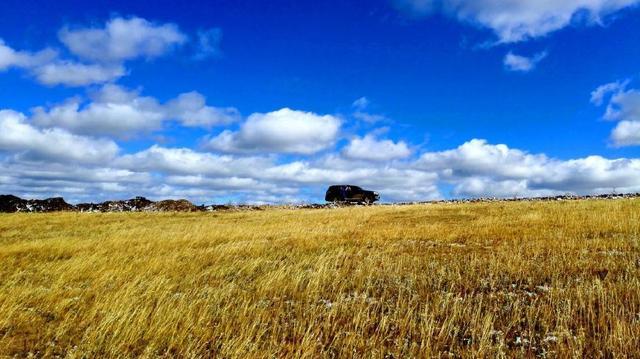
[1, 200, 639, 358]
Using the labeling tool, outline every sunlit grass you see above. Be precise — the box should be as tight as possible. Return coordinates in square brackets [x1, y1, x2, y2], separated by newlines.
[1, 200, 639, 357]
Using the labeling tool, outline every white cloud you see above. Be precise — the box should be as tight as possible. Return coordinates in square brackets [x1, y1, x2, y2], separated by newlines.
[0, 38, 124, 86]
[165, 175, 269, 191]
[451, 177, 554, 198]
[418, 139, 549, 179]
[0, 40, 24, 69]
[590, 80, 629, 106]
[351, 96, 388, 124]
[592, 80, 640, 146]
[116, 145, 272, 178]
[353, 111, 388, 124]
[342, 134, 412, 161]
[0, 110, 118, 164]
[206, 108, 341, 154]
[352, 97, 370, 110]
[1, 16, 191, 87]
[503, 51, 547, 72]
[419, 139, 640, 197]
[32, 84, 238, 136]
[538, 155, 640, 192]
[31, 61, 126, 86]
[603, 88, 640, 122]
[0, 40, 56, 70]
[611, 121, 640, 146]
[394, 0, 640, 42]
[59, 16, 187, 62]
[0, 159, 156, 203]
[32, 85, 165, 136]
[195, 28, 223, 59]
[165, 92, 239, 128]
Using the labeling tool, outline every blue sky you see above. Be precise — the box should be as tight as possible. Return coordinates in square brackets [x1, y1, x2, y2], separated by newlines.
[1, 0, 640, 204]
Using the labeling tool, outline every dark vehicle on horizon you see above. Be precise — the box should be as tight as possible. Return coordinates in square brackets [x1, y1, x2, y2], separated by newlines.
[325, 185, 380, 204]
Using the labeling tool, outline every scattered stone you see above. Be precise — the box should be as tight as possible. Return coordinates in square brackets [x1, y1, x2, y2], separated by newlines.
[319, 298, 333, 309]
[205, 205, 232, 211]
[535, 285, 551, 293]
[2, 192, 640, 213]
[149, 199, 199, 212]
[412, 192, 640, 205]
[77, 196, 154, 212]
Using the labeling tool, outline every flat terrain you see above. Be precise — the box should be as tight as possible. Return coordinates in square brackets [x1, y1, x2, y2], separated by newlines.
[1, 200, 639, 357]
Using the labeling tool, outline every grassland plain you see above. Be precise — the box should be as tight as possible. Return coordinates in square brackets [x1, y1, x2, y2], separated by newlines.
[1, 200, 639, 358]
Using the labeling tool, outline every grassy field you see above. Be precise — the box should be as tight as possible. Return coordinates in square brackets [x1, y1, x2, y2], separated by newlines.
[1, 200, 639, 358]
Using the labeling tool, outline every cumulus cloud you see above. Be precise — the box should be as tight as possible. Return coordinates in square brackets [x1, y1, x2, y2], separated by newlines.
[59, 16, 187, 63]
[0, 110, 118, 164]
[30, 62, 126, 86]
[0, 38, 125, 86]
[418, 139, 550, 179]
[0, 158, 158, 203]
[206, 108, 341, 154]
[419, 139, 640, 197]
[590, 80, 629, 106]
[0, 40, 56, 70]
[32, 84, 239, 136]
[0, 16, 192, 87]
[342, 134, 412, 161]
[0, 40, 27, 69]
[451, 177, 553, 198]
[4, 124, 640, 203]
[165, 92, 239, 128]
[503, 51, 547, 72]
[610, 121, 640, 146]
[537, 155, 640, 192]
[591, 80, 640, 146]
[32, 85, 165, 136]
[116, 145, 272, 178]
[603, 87, 640, 122]
[393, 0, 640, 42]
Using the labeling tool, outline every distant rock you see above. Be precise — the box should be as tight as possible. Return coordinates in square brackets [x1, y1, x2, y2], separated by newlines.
[0, 195, 73, 213]
[0, 195, 23, 212]
[77, 196, 154, 212]
[148, 199, 201, 212]
[77, 197, 205, 213]
[38, 197, 75, 212]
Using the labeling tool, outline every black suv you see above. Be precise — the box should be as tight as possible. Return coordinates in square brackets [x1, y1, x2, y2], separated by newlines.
[325, 185, 380, 204]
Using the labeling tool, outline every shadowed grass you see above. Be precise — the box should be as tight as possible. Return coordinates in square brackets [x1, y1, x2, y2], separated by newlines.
[1, 200, 639, 357]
